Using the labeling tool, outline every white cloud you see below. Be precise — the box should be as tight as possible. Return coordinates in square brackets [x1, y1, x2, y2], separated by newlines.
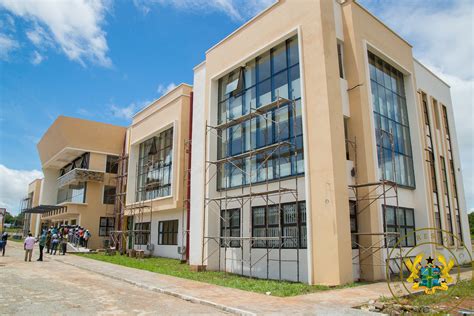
[133, 0, 275, 21]
[31, 50, 44, 65]
[0, 0, 112, 67]
[0, 32, 19, 60]
[109, 100, 151, 120]
[26, 24, 52, 48]
[0, 164, 43, 215]
[157, 82, 177, 95]
[359, 0, 474, 209]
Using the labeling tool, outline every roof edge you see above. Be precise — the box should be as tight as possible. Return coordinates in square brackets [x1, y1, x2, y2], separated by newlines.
[352, 0, 412, 48]
[205, 1, 280, 55]
[413, 58, 451, 88]
[132, 82, 193, 119]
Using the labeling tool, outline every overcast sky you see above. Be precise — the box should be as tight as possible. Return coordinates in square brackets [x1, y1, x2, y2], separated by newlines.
[0, 0, 472, 215]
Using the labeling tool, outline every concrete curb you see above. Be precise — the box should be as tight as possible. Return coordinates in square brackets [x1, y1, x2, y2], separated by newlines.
[54, 257, 256, 316]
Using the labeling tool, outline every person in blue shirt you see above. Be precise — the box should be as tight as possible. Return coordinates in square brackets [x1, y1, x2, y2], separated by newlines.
[0, 232, 9, 256]
[37, 233, 46, 261]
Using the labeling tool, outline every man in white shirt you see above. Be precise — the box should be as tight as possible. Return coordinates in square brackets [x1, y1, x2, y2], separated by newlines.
[24, 233, 36, 262]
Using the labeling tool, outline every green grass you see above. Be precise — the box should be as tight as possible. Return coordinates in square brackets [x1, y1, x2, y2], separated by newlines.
[409, 279, 473, 307]
[76, 253, 364, 297]
[3, 227, 22, 234]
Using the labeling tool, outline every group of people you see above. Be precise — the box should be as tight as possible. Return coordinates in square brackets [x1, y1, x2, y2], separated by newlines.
[0, 224, 93, 262]
[65, 225, 92, 248]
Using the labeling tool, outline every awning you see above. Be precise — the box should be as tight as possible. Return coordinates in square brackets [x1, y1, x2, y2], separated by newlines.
[23, 205, 67, 214]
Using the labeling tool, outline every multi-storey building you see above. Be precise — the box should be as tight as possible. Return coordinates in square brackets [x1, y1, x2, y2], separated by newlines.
[20, 179, 42, 237]
[17, 0, 471, 287]
[29, 116, 126, 249]
[188, 0, 471, 285]
[123, 84, 192, 259]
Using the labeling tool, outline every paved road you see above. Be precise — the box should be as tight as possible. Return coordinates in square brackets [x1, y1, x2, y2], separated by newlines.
[0, 242, 226, 315]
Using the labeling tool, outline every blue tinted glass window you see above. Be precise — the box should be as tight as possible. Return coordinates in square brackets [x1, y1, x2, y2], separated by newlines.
[217, 36, 303, 189]
[368, 51, 415, 187]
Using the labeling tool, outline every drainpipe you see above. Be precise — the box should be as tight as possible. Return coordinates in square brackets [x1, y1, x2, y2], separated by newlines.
[185, 91, 194, 262]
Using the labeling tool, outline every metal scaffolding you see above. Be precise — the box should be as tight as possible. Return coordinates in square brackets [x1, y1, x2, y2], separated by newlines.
[347, 128, 404, 278]
[201, 96, 303, 281]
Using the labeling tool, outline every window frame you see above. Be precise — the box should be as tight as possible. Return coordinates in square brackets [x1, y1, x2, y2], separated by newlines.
[136, 127, 174, 202]
[251, 201, 306, 249]
[220, 209, 241, 248]
[349, 201, 358, 249]
[103, 185, 116, 205]
[106, 155, 119, 174]
[158, 220, 179, 246]
[99, 217, 115, 237]
[383, 205, 416, 247]
[134, 222, 151, 246]
[368, 51, 415, 188]
[217, 36, 303, 191]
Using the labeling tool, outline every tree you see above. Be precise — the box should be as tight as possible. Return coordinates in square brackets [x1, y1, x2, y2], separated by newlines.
[4, 212, 14, 224]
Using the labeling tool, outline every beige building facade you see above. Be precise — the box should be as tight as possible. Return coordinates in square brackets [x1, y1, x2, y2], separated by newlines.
[21, 179, 43, 237]
[189, 0, 472, 285]
[123, 84, 192, 259]
[17, 0, 471, 286]
[33, 116, 126, 249]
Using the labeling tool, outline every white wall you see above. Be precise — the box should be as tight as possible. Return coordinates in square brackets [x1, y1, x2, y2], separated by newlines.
[189, 62, 207, 266]
[39, 168, 59, 205]
[133, 209, 187, 260]
[414, 60, 472, 256]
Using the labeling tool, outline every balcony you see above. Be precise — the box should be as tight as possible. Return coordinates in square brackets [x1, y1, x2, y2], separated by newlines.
[57, 168, 104, 188]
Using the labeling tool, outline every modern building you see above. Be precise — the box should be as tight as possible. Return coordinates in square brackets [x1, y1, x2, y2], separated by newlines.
[122, 84, 192, 259]
[17, 0, 471, 287]
[20, 179, 43, 237]
[188, 0, 472, 286]
[28, 116, 127, 249]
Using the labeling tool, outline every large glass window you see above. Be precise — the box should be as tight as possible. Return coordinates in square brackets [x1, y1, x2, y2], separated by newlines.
[440, 156, 455, 246]
[422, 93, 443, 244]
[442, 105, 463, 244]
[136, 127, 173, 201]
[383, 206, 415, 247]
[368, 52, 415, 187]
[158, 220, 178, 245]
[57, 182, 87, 204]
[251, 201, 306, 249]
[220, 209, 240, 247]
[217, 36, 303, 189]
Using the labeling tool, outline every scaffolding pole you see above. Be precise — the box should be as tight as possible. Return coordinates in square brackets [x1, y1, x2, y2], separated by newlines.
[200, 96, 303, 282]
[347, 128, 403, 280]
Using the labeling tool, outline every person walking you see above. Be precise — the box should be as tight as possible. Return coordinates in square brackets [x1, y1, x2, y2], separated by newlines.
[60, 234, 67, 255]
[24, 233, 36, 262]
[83, 230, 91, 248]
[0, 232, 9, 256]
[51, 234, 59, 255]
[45, 231, 52, 254]
[79, 228, 84, 247]
[37, 233, 46, 261]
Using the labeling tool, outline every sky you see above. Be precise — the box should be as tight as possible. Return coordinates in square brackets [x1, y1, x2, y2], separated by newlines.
[0, 0, 472, 215]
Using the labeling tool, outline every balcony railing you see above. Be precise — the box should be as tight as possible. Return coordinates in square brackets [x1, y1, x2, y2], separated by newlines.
[57, 168, 104, 188]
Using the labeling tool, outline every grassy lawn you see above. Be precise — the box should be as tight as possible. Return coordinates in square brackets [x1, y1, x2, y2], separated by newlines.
[377, 280, 474, 313]
[76, 253, 363, 297]
[409, 279, 473, 307]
